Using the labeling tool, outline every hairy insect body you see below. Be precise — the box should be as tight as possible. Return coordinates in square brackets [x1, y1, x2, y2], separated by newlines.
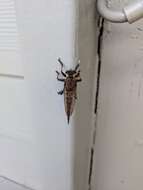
[64, 77, 77, 123]
[56, 58, 81, 124]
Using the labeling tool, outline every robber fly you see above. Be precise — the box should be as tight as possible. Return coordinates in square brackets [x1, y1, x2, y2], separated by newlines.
[56, 58, 82, 124]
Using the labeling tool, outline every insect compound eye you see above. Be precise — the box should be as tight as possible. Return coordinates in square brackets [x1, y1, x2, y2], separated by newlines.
[66, 70, 72, 75]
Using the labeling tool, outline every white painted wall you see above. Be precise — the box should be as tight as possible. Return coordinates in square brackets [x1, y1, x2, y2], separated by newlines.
[0, 0, 98, 190]
[92, 1, 143, 190]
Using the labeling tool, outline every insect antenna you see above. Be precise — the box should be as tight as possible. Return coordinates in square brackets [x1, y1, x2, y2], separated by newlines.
[58, 58, 64, 66]
[58, 58, 66, 77]
[56, 71, 60, 75]
[75, 64, 80, 71]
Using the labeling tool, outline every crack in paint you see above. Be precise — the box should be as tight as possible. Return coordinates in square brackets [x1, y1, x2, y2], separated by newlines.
[95, 18, 104, 114]
[88, 17, 105, 190]
[88, 148, 94, 187]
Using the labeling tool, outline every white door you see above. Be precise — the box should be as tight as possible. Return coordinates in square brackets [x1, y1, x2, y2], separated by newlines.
[0, 0, 98, 190]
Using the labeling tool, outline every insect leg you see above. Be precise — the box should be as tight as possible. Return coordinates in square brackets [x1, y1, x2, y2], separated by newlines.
[57, 89, 64, 95]
[56, 71, 65, 82]
[58, 58, 66, 77]
[76, 78, 82, 82]
[58, 58, 64, 65]
[75, 70, 82, 82]
[75, 64, 80, 71]
[75, 70, 80, 78]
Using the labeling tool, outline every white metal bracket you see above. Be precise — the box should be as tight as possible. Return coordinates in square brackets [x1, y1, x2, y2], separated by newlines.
[97, 0, 143, 23]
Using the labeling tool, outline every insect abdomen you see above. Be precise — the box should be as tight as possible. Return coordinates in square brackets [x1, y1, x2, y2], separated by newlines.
[64, 91, 75, 123]
[64, 78, 76, 123]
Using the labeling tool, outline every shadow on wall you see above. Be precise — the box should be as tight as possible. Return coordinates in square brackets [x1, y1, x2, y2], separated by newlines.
[73, 1, 99, 190]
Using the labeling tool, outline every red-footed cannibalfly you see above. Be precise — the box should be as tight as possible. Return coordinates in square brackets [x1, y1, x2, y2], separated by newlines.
[56, 58, 82, 124]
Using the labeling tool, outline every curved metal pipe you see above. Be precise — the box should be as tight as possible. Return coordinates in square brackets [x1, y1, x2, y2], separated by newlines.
[97, 0, 127, 23]
[97, 0, 143, 23]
